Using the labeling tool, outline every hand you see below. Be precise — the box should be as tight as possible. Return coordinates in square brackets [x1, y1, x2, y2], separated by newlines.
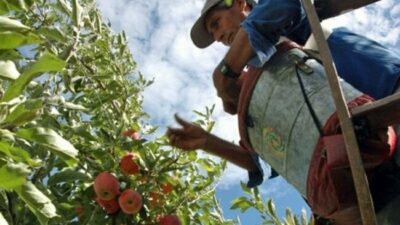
[223, 100, 238, 115]
[167, 114, 209, 151]
[168, 115, 259, 173]
[213, 69, 240, 114]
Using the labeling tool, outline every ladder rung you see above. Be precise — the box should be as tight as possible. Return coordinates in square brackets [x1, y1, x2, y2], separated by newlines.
[351, 92, 400, 128]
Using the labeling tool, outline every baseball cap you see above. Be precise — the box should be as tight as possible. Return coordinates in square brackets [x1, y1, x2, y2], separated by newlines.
[190, 0, 256, 49]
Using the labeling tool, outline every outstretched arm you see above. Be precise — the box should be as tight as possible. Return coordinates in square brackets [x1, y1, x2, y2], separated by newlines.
[167, 114, 259, 172]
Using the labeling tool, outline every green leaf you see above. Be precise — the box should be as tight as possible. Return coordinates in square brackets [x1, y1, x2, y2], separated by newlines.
[0, 16, 30, 31]
[0, 1, 10, 15]
[3, 98, 43, 126]
[15, 182, 58, 225]
[48, 168, 91, 186]
[24, 0, 35, 8]
[0, 97, 27, 123]
[0, 31, 41, 49]
[72, 0, 82, 27]
[0, 212, 9, 225]
[0, 31, 26, 49]
[266, 199, 279, 220]
[0, 141, 38, 167]
[71, 126, 96, 141]
[24, 52, 66, 76]
[224, 0, 233, 7]
[0, 129, 14, 142]
[24, 32, 42, 44]
[62, 102, 87, 111]
[198, 158, 215, 172]
[2, 0, 27, 11]
[57, 0, 72, 15]
[0, 162, 30, 190]
[301, 209, 310, 225]
[188, 151, 197, 161]
[2, 53, 66, 101]
[285, 208, 296, 225]
[240, 181, 252, 194]
[0, 49, 21, 61]
[16, 127, 78, 166]
[0, 60, 20, 80]
[95, 11, 102, 33]
[230, 197, 253, 213]
[309, 216, 315, 225]
[253, 186, 260, 199]
[37, 27, 67, 42]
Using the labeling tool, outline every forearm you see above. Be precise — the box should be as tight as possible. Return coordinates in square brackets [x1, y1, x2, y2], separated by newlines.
[202, 132, 259, 172]
[224, 28, 255, 74]
[212, 28, 254, 111]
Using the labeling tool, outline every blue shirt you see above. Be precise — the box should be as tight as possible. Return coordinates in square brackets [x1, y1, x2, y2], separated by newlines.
[241, 0, 400, 99]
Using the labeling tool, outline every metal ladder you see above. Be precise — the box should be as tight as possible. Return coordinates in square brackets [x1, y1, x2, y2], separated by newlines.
[302, 1, 400, 225]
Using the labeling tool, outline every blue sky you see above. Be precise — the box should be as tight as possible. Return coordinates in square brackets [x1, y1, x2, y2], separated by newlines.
[97, 0, 400, 223]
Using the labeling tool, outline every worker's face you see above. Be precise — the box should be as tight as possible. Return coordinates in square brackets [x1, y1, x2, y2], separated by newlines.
[205, 1, 246, 46]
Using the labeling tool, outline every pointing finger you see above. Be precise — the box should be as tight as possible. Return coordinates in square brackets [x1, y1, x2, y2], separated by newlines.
[174, 114, 191, 128]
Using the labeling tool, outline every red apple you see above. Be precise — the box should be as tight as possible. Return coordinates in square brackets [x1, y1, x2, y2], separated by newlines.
[122, 129, 140, 140]
[74, 206, 84, 217]
[149, 191, 163, 208]
[161, 182, 174, 194]
[118, 189, 142, 214]
[96, 197, 120, 214]
[120, 153, 140, 175]
[159, 215, 181, 225]
[93, 172, 120, 200]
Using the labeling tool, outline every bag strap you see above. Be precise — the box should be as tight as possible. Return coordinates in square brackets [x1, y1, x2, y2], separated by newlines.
[294, 57, 324, 136]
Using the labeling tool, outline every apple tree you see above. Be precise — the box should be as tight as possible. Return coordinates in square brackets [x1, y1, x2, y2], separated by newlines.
[0, 0, 237, 224]
[231, 183, 314, 225]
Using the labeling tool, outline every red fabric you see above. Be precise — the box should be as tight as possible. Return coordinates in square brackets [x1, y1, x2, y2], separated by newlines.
[237, 66, 263, 153]
[306, 95, 397, 224]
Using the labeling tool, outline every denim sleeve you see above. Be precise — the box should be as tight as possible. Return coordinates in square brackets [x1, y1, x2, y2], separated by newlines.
[247, 152, 264, 188]
[241, 0, 303, 67]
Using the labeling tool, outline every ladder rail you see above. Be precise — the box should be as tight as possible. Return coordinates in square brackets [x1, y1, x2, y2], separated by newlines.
[301, 0, 378, 224]
[317, 0, 381, 20]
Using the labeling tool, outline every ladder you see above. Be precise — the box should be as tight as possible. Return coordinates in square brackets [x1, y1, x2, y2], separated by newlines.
[302, 1, 400, 225]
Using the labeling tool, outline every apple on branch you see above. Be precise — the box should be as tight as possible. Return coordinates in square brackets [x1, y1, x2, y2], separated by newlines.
[96, 197, 120, 214]
[118, 189, 143, 214]
[159, 215, 182, 225]
[119, 153, 140, 175]
[93, 172, 120, 200]
[122, 128, 140, 140]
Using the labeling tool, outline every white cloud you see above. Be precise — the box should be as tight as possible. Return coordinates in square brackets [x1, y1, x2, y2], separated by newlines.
[259, 177, 289, 198]
[217, 164, 248, 189]
[323, 0, 399, 47]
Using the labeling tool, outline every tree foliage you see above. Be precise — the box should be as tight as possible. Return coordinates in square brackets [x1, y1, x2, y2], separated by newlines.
[0, 0, 233, 224]
[231, 183, 314, 225]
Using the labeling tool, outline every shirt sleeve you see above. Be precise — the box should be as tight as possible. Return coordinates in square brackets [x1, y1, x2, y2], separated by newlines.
[241, 0, 303, 67]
